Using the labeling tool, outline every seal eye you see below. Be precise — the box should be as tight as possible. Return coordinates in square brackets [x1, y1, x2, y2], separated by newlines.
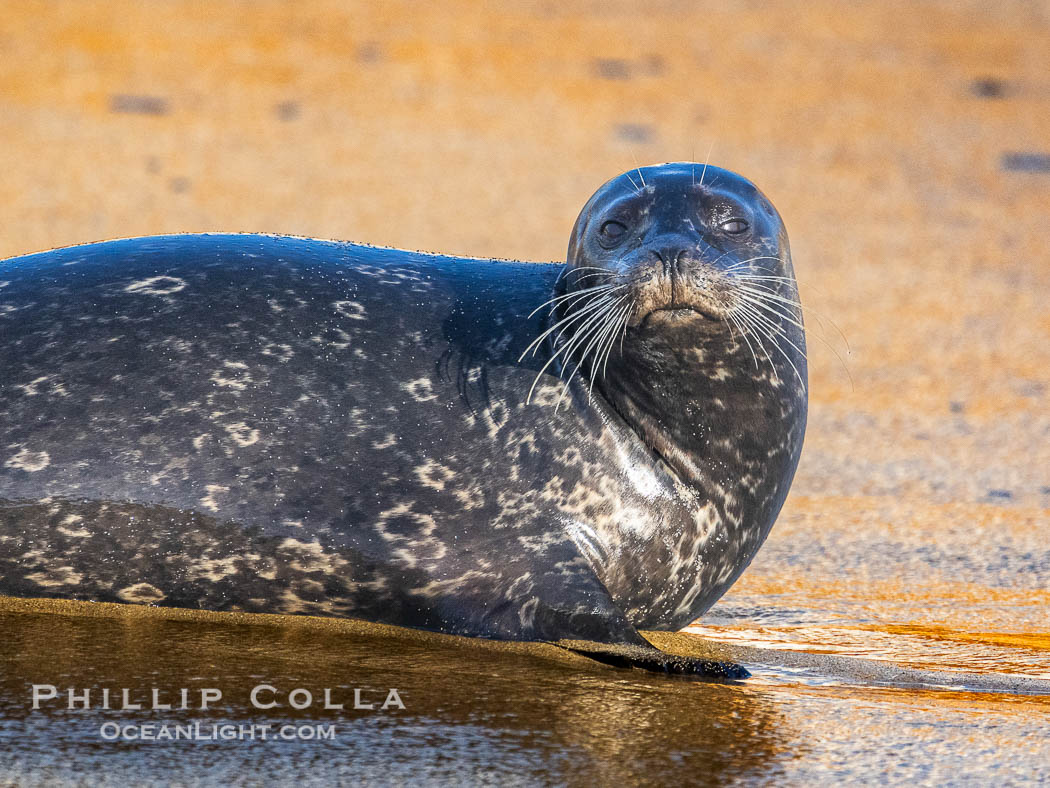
[721, 219, 749, 235]
[599, 220, 628, 244]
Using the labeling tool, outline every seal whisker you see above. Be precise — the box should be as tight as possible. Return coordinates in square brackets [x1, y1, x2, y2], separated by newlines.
[529, 281, 620, 315]
[732, 303, 780, 371]
[555, 265, 610, 286]
[547, 292, 624, 347]
[589, 306, 628, 396]
[733, 282, 807, 313]
[599, 301, 633, 379]
[538, 285, 623, 321]
[698, 141, 714, 187]
[578, 309, 624, 401]
[526, 293, 627, 403]
[527, 282, 624, 319]
[732, 307, 782, 385]
[545, 280, 620, 303]
[710, 248, 738, 268]
[521, 294, 617, 361]
[735, 298, 808, 361]
[582, 298, 632, 401]
[619, 301, 634, 353]
[567, 266, 613, 277]
[733, 301, 807, 390]
[731, 280, 798, 297]
[725, 311, 760, 370]
[735, 287, 822, 357]
[569, 271, 618, 284]
[735, 281, 851, 354]
[733, 274, 803, 285]
[719, 313, 739, 342]
[734, 287, 808, 321]
[736, 288, 853, 389]
[629, 152, 647, 189]
[521, 290, 625, 360]
[550, 295, 629, 409]
[739, 296, 802, 355]
[739, 317, 780, 386]
[723, 256, 786, 272]
[559, 294, 629, 382]
[734, 290, 806, 331]
[737, 282, 849, 347]
[736, 271, 839, 306]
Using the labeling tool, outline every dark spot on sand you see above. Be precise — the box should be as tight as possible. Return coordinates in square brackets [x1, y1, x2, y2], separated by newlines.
[145, 156, 162, 174]
[275, 101, 300, 121]
[1001, 152, 1050, 173]
[1013, 380, 1045, 397]
[593, 58, 631, 80]
[643, 55, 665, 76]
[985, 489, 1013, 501]
[949, 401, 964, 414]
[357, 42, 382, 63]
[1040, 486, 1050, 495]
[970, 77, 1007, 99]
[169, 177, 190, 194]
[110, 94, 169, 115]
[616, 124, 654, 143]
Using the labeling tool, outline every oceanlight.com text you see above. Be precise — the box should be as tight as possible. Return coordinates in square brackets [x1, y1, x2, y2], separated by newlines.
[98, 721, 338, 742]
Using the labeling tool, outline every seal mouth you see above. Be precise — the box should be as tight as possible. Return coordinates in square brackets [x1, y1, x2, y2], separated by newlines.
[638, 305, 721, 329]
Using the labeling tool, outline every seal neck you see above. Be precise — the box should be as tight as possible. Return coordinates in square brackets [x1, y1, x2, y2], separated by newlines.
[595, 321, 807, 504]
[544, 314, 807, 629]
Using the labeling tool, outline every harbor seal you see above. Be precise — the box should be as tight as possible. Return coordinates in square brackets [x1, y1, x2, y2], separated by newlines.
[0, 163, 806, 676]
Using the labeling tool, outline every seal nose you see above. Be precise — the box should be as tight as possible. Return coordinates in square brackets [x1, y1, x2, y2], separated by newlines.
[654, 247, 688, 278]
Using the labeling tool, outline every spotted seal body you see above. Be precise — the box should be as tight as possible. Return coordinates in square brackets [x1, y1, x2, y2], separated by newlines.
[0, 164, 806, 669]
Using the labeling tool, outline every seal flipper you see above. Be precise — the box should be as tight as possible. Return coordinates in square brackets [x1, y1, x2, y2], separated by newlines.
[555, 639, 750, 680]
[507, 538, 750, 679]
[428, 538, 749, 679]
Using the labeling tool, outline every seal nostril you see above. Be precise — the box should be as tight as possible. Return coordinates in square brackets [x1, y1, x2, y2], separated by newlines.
[667, 249, 687, 278]
[672, 249, 686, 277]
[654, 248, 687, 277]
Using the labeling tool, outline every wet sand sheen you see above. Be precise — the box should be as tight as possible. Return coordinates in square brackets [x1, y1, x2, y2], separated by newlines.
[4, 596, 1049, 696]
[2, 599, 1049, 785]
[687, 623, 1050, 681]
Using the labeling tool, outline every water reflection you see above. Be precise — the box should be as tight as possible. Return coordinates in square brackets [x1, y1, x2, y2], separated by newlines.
[0, 608, 790, 784]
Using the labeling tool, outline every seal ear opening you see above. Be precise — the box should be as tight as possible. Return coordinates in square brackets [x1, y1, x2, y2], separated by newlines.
[555, 639, 750, 680]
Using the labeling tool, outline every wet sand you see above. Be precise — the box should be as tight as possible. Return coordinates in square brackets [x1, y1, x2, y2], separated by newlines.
[1, 0, 1048, 783]
[2, 598, 1049, 785]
